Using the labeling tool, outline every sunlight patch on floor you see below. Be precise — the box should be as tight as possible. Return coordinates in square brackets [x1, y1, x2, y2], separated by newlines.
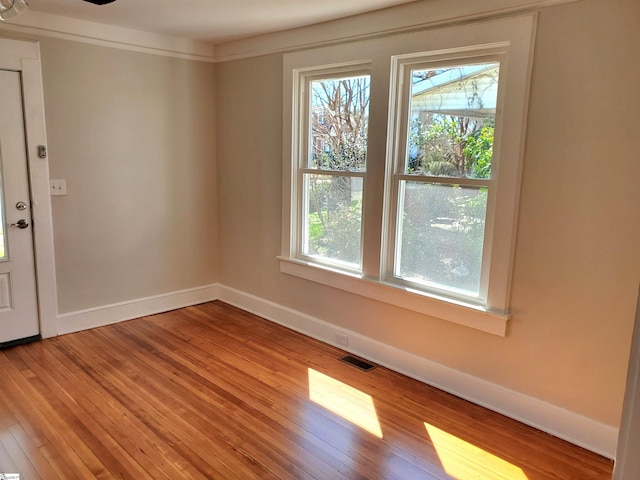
[424, 422, 528, 480]
[308, 368, 383, 438]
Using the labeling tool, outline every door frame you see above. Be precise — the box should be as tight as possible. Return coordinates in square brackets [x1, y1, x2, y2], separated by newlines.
[0, 37, 58, 338]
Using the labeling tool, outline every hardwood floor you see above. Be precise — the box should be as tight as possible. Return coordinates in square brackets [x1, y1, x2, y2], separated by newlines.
[0, 301, 613, 479]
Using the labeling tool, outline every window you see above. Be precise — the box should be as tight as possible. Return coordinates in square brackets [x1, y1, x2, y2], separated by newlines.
[297, 68, 370, 271]
[387, 59, 501, 304]
[281, 16, 535, 335]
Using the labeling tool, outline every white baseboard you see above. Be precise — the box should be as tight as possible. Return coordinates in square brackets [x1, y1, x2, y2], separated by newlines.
[56, 284, 220, 335]
[217, 284, 618, 459]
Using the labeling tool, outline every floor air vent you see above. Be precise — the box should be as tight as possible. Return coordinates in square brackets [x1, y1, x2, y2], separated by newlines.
[340, 355, 376, 372]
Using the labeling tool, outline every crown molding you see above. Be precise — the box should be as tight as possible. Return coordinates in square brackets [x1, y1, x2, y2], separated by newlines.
[0, 10, 215, 62]
[214, 0, 581, 62]
[0, 0, 580, 63]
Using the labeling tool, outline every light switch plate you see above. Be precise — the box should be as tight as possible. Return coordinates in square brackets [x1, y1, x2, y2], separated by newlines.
[50, 179, 67, 196]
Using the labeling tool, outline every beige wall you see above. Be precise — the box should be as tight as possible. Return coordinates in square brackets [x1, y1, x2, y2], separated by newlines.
[216, 0, 640, 427]
[0, 0, 635, 435]
[39, 39, 218, 312]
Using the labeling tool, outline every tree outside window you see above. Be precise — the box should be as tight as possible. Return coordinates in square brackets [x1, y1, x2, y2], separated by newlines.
[303, 76, 369, 267]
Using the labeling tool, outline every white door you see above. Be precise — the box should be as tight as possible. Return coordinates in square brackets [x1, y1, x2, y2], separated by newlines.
[0, 68, 40, 345]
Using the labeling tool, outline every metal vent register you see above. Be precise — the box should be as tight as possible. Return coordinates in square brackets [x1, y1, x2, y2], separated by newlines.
[340, 355, 376, 372]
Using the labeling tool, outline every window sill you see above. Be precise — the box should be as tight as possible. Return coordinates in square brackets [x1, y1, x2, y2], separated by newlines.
[278, 256, 510, 336]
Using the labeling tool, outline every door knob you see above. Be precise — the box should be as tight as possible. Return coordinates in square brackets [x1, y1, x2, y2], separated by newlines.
[10, 219, 29, 229]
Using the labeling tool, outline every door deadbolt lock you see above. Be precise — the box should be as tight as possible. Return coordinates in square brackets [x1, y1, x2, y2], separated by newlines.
[10, 219, 29, 229]
[16, 201, 28, 211]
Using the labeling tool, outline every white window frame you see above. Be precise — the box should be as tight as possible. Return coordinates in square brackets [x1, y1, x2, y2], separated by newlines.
[280, 15, 536, 336]
[383, 50, 507, 308]
[293, 64, 371, 274]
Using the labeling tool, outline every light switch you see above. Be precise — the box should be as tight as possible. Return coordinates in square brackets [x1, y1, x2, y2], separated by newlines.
[50, 179, 67, 196]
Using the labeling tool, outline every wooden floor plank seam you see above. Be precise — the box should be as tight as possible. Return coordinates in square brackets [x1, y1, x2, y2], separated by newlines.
[0, 301, 613, 479]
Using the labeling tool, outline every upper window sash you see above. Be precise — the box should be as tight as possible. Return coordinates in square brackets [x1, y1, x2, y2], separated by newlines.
[389, 52, 506, 180]
[294, 66, 371, 172]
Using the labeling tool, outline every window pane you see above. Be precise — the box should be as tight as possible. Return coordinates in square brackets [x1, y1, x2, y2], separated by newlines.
[310, 75, 370, 171]
[406, 63, 499, 178]
[395, 181, 487, 296]
[303, 174, 363, 268]
[0, 218, 5, 260]
[0, 166, 5, 260]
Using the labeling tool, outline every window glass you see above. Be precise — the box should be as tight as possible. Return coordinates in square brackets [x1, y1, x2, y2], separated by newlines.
[309, 76, 370, 171]
[0, 158, 6, 260]
[395, 182, 487, 296]
[406, 63, 499, 179]
[303, 174, 363, 268]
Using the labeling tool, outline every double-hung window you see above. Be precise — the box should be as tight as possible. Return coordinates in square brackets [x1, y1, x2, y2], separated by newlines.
[296, 66, 371, 272]
[281, 15, 535, 335]
[386, 55, 503, 306]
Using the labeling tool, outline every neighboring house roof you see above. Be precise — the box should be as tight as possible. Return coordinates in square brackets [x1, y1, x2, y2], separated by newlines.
[410, 63, 499, 118]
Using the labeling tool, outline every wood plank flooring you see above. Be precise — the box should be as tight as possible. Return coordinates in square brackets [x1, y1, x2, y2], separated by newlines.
[0, 301, 613, 479]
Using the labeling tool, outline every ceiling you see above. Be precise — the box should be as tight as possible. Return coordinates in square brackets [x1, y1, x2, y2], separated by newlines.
[24, 0, 420, 45]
